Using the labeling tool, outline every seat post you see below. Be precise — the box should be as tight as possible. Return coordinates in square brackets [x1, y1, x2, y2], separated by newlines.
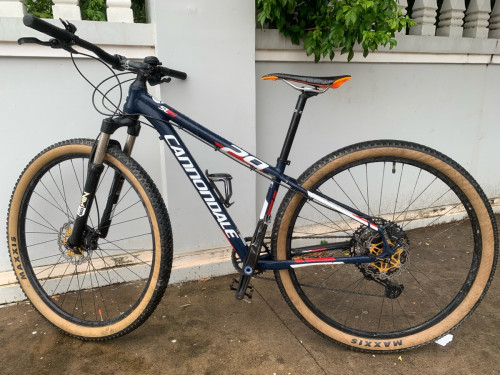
[276, 90, 318, 173]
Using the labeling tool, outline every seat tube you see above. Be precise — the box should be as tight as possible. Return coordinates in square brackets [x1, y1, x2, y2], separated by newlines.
[276, 91, 317, 173]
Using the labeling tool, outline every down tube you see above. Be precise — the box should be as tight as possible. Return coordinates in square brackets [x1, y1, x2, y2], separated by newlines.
[151, 119, 248, 259]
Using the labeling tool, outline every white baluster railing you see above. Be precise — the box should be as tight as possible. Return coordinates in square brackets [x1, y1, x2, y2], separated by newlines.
[107, 0, 133, 23]
[0, 0, 25, 17]
[437, 0, 466, 37]
[463, 0, 491, 38]
[0, 0, 136, 23]
[52, 0, 81, 20]
[410, 0, 438, 36]
[489, 0, 500, 38]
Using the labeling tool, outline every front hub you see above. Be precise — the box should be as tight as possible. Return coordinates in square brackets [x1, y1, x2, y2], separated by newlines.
[58, 222, 98, 265]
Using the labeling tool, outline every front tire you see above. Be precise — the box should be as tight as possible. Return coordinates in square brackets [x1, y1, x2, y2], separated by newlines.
[7, 139, 173, 340]
[272, 140, 498, 351]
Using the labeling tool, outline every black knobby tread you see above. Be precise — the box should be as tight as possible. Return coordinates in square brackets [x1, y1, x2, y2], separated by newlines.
[6, 139, 173, 341]
[271, 139, 498, 352]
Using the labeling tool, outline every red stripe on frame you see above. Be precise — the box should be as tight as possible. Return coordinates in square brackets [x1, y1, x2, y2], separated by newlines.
[308, 247, 327, 252]
[266, 190, 278, 216]
[304, 257, 336, 262]
[294, 257, 336, 263]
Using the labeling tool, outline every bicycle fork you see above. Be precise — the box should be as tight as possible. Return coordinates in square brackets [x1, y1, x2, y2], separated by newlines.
[66, 116, 140, 251]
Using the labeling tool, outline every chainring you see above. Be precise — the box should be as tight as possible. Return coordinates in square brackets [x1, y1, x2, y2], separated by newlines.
[231, 237, 270, 275]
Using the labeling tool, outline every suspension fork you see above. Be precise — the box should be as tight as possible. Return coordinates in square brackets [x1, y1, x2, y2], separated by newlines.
[66, 116, 140, 248]
[66, 133, 108, 249]
[97, 133, 136, 238]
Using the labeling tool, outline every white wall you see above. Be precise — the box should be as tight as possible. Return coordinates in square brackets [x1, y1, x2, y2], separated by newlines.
[255, 61, 500, 215]
[152, 0, 257, 254]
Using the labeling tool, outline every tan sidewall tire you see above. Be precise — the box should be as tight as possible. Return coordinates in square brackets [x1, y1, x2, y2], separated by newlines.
[275, 146, 496, 351]
[7, 143, 164, 339]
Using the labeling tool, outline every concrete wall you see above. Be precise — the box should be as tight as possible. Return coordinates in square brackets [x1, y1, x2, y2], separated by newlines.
[151, 0, 256, 254]
[255, 61, 500, 212]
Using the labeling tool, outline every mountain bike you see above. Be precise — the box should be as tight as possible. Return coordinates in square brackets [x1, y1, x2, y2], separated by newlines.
[6, 15, 498, 352]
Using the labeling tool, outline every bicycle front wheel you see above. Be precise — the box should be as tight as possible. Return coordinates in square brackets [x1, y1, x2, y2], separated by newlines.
[272, 140, 497, 352]
[7, 139, 172, 340]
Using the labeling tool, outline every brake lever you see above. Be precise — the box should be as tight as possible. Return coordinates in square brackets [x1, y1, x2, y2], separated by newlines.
[18, 37, 53, 46]
[148, 77, 172, 86]
[60, 18, 77, 34]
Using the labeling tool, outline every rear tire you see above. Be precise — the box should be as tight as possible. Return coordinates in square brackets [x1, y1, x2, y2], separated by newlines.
[272, 140, 498, 351]
[7, 139, 173, 340]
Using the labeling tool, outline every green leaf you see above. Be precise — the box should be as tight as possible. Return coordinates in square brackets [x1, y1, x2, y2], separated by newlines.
[348, 49, 354, 62]
[256, 0, 414, 62]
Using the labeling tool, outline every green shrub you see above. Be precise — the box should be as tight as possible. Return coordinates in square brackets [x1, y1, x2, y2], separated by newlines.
[256, 0, 416, 62]
[25, 0, 53, 18]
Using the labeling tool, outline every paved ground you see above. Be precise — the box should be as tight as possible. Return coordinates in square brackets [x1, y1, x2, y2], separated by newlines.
[0, 264, 499, 375]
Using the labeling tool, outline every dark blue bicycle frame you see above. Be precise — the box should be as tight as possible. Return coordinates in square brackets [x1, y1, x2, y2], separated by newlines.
[123, 83, 390, 271]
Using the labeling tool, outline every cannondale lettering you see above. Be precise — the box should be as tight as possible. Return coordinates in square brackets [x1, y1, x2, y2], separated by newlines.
[164, 135, 238, 239]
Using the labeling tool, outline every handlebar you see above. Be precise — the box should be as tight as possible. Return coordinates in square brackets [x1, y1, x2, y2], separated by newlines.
[21, 14, 187, 81]
[158, 67, 187, 81]
[24, 14, 74, 42]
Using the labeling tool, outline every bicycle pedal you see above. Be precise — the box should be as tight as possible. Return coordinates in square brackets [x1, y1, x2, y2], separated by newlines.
[230, 278, 238, 291]
[230, 277, 254, 301]
[245, 285, 254, 299]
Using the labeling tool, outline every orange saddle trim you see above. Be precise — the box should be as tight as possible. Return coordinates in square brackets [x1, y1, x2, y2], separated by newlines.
[262, 73, 351, 90]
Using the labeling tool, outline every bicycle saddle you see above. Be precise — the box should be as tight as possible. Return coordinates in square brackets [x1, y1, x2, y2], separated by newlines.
[262, 73, 351, 89]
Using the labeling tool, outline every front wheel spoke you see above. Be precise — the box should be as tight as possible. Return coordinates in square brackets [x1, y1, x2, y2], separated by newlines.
[47, 260, 71, 295]
[109, 199, 142, 221]
[39, 179, 72, 221]
[59, 265, 78, 309]
[102, 232, 152, 245]
[88, 259, 111, 320]
[105, 215, 148, 229]
[27, 237, 58, 248]
[25, 217, 59, 234]
[36, 256, 64, 278]
[27, 206, 59, 233]
[97, 247, 151, 282]
[33, 190, 73, 221]
[93, 249, 129, 284]
[48, 170, 72, 215]
[70, 159, 84, 195]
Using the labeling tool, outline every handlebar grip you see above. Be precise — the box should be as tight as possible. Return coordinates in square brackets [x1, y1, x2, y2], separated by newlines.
[23, 14, 74, 43]
[159, 66, 187, 80]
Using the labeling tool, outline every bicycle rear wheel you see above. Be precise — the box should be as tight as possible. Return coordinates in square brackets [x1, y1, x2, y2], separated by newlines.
[272, 140, 497, 352]
[7, 139, 172, 340]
